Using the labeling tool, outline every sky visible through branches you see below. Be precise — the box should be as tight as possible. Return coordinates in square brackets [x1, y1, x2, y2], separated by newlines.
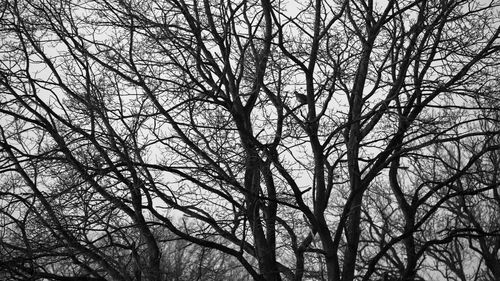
[1, 1, 500, 281]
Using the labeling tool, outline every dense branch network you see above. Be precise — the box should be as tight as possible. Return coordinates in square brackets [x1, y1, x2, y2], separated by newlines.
[0, 0, 500, 281]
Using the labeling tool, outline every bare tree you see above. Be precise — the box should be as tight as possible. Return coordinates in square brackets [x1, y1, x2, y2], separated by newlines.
[1, 0, 500, 281]
[421, 105, 500, 281]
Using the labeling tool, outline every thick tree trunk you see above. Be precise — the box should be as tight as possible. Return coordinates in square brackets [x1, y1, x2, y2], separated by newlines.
[341, 191, 363, 281]
[245, 152, 281, 281]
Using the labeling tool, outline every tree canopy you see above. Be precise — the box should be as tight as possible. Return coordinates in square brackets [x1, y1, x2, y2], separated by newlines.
[1, 0, 500, 280]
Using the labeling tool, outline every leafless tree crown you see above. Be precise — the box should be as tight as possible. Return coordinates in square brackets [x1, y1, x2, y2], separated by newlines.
[1, 1, 500, 281]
